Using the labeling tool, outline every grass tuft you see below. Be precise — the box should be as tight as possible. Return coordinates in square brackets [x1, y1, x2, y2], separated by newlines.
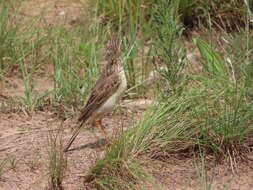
[47, 129, 67, 190]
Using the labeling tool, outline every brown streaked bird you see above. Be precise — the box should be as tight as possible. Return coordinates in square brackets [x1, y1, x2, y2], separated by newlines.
[64, 39, 127, 152]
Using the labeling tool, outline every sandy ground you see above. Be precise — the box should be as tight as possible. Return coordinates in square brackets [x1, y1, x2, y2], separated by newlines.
[0, 111, 129, 190]
[19, 0, 87, 27]
[0, 111, 252, 190]
[153, 155, 253, 190]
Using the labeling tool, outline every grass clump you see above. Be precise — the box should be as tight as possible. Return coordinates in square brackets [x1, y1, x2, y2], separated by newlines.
[0, 0, 54, 112]
[50, 29, 92, 106]
[177, 0, 249, 30]
[95, 0, 250, 31]
[152, 0, 187, 96]
[85, 95, 199, 189]
[0, 158, 9, 178]
[48, 11, 110, 108]
[0, 0, 19, 75]
[85, 115, 163, 190]
[0, 0, 105, 112]
[15, 27, 52, 112]
[47, 129, 67, 190]
[190, 38, 253, 161]
[87, 144, 153, 189]
[96, 0, 153, 33]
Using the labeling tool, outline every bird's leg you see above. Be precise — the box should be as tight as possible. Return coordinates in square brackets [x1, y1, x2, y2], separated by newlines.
[95, 120, 111, 144]
[95, 119, 105, 129]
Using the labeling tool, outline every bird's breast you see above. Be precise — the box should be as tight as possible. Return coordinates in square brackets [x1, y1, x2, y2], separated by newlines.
[96, 66, 127, 115]
[118, 67, 127, 95]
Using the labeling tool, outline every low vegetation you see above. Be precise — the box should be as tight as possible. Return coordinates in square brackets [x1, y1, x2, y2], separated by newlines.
[0, 0, 252, 189]
[47, 129, 67, 190]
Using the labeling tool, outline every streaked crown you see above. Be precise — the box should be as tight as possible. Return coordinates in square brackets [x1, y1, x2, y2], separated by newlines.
[105, 38, 121, 66]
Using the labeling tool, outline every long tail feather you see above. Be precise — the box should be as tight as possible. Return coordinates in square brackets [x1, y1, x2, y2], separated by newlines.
[64, 120, 86, 152]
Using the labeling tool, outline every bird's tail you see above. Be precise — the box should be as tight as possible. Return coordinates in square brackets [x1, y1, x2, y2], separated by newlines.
[64, 120, 86, 152]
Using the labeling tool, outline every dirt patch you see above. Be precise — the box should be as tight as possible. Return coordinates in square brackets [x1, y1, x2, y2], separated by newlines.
[19, 0, 88, 27]
[152, 156, 253, 190]
[0, 111, 130, 190]
[0, 111, 252, 190]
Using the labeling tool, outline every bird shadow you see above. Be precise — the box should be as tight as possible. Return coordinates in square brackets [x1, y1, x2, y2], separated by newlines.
[66, 138, 107, 152]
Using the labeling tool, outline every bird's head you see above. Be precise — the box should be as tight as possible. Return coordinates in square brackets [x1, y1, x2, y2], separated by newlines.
[105, 38, 122, 66]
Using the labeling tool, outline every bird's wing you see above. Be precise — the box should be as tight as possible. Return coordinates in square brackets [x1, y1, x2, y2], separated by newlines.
[78, 72, 120, 122]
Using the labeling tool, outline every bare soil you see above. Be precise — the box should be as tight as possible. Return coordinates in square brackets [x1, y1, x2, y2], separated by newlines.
[152, 156, 253, 190]
[0, 0, 253, 190]
[0, 111, 130, 190]
[0, 111, 253, 190]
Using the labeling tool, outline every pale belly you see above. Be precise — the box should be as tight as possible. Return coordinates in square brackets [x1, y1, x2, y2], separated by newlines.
[89, 68, 127, 122]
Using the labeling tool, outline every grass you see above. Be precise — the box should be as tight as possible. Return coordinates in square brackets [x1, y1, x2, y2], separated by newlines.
[96, 0, 154, 97]
[0, 0, 54, 112]
[86, 0, 253, 189]
[47, 129, 67, 190]
[85, 112, 162, 189]
[95, 0, 249, 31]
[0, 156, 18, 178]
[0, 0, 106, 112]
[0, 0, 19, 74]
[194, 150, 217, 190]
[0, 0, 253, 189]
[152, 0, 187, 96]
[0, 158, 9, 178]
[8, 156, 18, 172]
[87, 40, 253, 187]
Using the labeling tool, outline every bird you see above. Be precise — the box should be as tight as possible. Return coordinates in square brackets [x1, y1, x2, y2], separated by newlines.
[64, 39, 127, 152]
